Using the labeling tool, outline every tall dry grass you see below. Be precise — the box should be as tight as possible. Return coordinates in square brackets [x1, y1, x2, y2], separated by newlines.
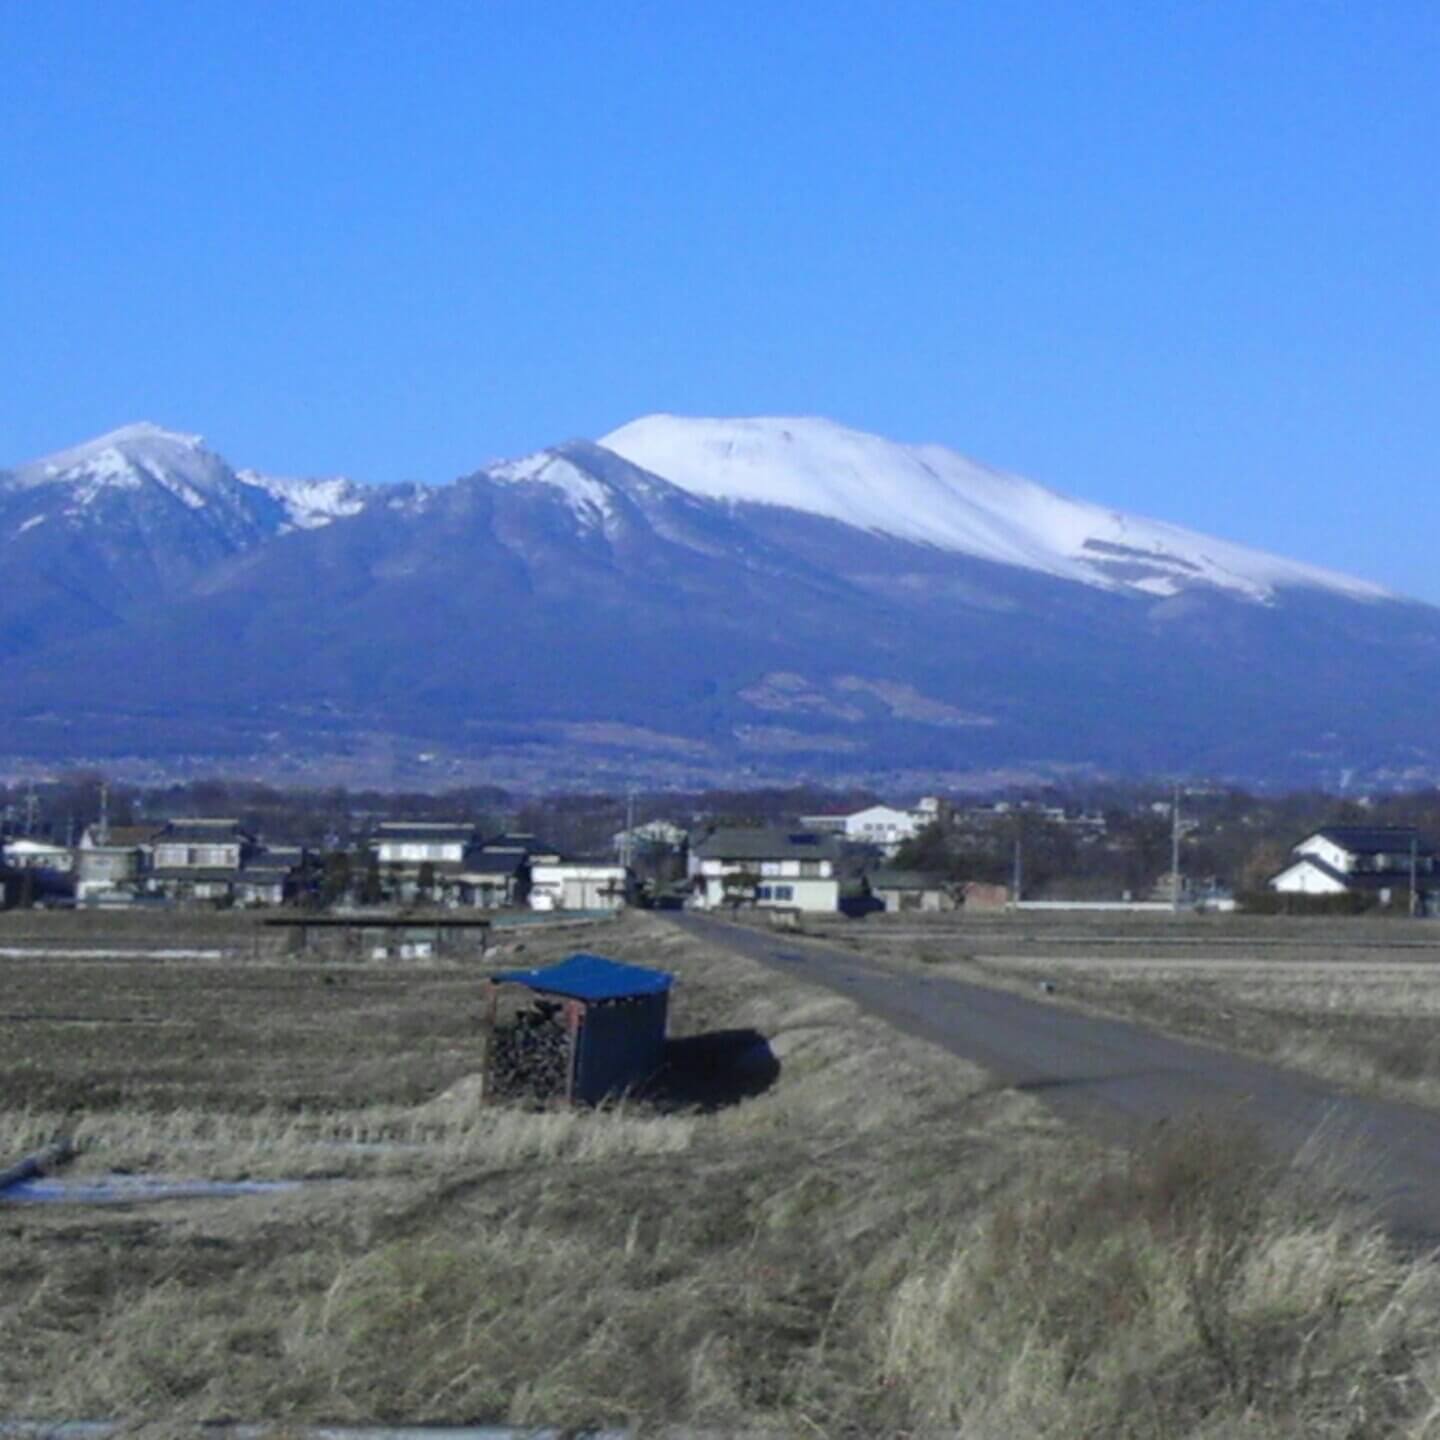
[0, 1097, 695, 1181]
[877, 1117, 1440, 1439]
[9, 914, 1440, 1435]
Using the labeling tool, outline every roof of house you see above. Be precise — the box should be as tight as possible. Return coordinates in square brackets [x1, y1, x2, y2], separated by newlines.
[1306, 826, 1437, 857]
[88, 824, 164, 847]
[158, 820, 250, 843]
[483, 832, 561, 857]
[491, 952, 673, 1003]
[457, 851, 528, 877]
[692, 828, 841, 862]
[373, 822, 479, 845]
[868, 869, 953, 892]
[1274, 855, 1415, 891]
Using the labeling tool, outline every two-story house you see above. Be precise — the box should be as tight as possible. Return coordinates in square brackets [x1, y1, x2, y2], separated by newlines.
[688, 828, 841, 912]
[1269, 826, 1438, 908]
[75, 822, 164, 902]
[369, 823, 557, 907]
[148, 818, 260, 903]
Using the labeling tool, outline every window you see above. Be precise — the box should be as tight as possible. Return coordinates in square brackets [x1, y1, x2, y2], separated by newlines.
[774, 885, 794, 901]
[799, 861, 825, 878]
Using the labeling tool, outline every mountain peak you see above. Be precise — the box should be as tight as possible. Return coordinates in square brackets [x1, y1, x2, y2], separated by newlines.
[601, 413, 1390, 604]
[10, 421, 217, 492]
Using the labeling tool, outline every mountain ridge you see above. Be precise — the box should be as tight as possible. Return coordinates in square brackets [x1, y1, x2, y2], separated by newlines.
[0, 417, 1433, 790]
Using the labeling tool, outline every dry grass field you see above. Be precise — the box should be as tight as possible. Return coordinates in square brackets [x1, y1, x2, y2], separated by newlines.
[5, 907, 1440, 1434]
[811, 909, 1440, 1113]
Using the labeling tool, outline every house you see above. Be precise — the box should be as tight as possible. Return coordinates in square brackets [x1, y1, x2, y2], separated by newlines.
[368, 821, 485, 903]
[529, 862, 632, 912]
[152, 819, 255, 872]
[1269, 826, 1438, 908]
[447, 833, 561, 909]
[372, 821, 483, 868]
[688, 828, 841, 912]
[147, 820, 305, 906]
[798, 798, 947, 857]
[868, 869, 958, 913]
[450, 848, 531, 909]
[2, 838, 76, 875]
[233, 846, 308, 907]
[149, 819, 258, 902]
[75, 845, 146, 902]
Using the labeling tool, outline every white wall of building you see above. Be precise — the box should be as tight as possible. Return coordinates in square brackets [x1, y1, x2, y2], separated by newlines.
[689, 858, 838, 912]
[529, 864, 629, 912]
[1271, 859, 1350, 895]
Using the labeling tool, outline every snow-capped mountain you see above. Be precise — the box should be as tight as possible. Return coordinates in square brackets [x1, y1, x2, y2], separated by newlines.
[603, 414, 1388, 605]
[3, 422, 283, 538]
[0, 423, 372, 657]
[2, 416, 1438, 789]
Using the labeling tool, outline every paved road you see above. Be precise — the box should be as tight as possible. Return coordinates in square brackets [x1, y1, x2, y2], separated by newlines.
[672, 913, 1440, 1244]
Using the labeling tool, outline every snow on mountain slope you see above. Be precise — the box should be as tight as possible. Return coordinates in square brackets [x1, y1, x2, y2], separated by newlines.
[7, 422, 243, 511]
[236, 469, 366, 531]
[487, 450, 619, 530]
[601, 414, 1389, 604]
[2, 423, 367, 537]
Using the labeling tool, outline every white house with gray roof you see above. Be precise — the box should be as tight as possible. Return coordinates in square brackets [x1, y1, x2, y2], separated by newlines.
[688, 828, 840, 912]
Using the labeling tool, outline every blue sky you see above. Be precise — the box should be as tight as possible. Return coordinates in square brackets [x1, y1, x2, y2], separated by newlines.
[3, 2, 1438, 597]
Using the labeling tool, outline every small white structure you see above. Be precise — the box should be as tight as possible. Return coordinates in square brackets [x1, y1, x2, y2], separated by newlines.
[798, 797, 947, 857]
[1270, 826, 1437, 906]
[529, 863, 632, 912]
[371, 822, 480, 867]
[688, 828, 841, 912]
[612, 819, 688, 857]
[2, 838, 75, 874]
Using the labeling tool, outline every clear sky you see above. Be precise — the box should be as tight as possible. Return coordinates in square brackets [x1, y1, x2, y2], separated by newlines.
[3, 2, 1438, 598]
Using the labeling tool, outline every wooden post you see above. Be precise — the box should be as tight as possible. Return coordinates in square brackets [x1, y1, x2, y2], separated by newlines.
[565, 999, 584, 1104]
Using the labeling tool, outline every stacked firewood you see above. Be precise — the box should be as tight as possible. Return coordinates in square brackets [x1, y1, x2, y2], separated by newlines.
[487, 1002, 572, 1101]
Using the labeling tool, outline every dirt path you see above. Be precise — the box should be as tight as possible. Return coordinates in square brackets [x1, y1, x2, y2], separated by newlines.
[672, 913, 1440, 1244]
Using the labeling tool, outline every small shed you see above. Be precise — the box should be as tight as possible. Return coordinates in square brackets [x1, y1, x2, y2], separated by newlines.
[869, 869, 959, 913]
[487, 953, 673, 1104]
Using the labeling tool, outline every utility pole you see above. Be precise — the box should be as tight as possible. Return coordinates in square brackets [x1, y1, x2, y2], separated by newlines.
[1171, 785, 1182, 914]
[1411, 835, 1420, 918]
[619, 786, 637, 869]
[98, 781, 111, 847]
[1012, 830, 1023, 907]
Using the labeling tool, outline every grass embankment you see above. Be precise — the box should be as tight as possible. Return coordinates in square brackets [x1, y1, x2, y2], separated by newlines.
[3, 913, 1440, 1434]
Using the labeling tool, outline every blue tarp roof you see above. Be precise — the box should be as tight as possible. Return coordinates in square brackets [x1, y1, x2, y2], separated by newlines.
[491, 952, 674, 1002]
